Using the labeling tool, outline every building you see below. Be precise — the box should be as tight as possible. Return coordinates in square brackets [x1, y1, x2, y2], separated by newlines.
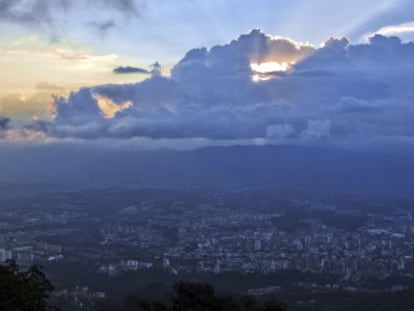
[0, 249, 12, 262]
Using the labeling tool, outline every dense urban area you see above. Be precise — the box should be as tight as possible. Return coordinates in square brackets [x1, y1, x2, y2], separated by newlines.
[1, 187, 414, 310]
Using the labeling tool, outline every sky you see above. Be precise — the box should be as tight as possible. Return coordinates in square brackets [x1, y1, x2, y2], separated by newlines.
[1, 0, 414, 150]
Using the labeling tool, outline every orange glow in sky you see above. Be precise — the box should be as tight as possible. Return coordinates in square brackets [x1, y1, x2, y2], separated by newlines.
[94, 94, 132, 119]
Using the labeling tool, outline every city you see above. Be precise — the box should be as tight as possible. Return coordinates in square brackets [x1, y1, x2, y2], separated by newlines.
[1, 188, 414, 309]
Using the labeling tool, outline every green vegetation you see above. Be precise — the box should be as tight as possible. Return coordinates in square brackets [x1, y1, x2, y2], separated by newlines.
[0, 260, 55, 311]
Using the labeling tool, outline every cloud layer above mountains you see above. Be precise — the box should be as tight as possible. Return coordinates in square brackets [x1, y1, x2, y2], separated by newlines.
[9, 29, 414, 148]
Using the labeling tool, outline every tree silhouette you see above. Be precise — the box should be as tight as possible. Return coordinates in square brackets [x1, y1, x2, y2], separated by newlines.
[171, 282, 285, 311]
[0, 260, 55, 311]
[100, 281, 286, 311]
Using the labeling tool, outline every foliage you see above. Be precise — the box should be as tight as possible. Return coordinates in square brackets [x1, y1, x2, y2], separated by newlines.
[0, 260, 55, 311]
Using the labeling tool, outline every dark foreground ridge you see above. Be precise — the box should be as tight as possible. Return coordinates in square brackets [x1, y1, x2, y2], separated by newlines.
[3, 260, 414, 310]
[0, 261, 285, 311]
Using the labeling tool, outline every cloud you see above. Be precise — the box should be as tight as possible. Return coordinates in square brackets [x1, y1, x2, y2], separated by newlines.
[0, 0, 145, 36]
[0, 36, 124, 118]
[18, 30, 414, 149]
[0, 117, 10, 130]
[94, 94, 132, 118]
[102, 0, 142, 15]
[266, 123, 295, 139]
[113, 66, 150, 74]
[171, 29, 314, 84]
[0, 0, 55, 26]
[300, 120, 331, 141]
[2, 128, 49, 142]
[91, 20, 116, 36]
[375, 21, 414, 36]
[334, 97, 384, 113]
[1, 92, 51, 119]
[35, 82, 66, 93]
[0, 82, 66, 119]
[351, 0, 414, 41]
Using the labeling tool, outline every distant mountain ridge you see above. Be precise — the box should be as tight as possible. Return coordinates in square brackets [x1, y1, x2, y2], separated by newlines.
[0, 144, 413, 198]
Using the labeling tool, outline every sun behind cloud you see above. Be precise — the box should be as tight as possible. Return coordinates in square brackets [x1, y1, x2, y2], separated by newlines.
[250, 61, 290, 73]
[250, 61, 294, 82]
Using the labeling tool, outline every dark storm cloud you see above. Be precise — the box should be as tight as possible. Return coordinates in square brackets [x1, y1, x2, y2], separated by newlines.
[0, 0, 56, 26]
[113, 66, 150, 74]
[23, 30, 414, 148]
[0, 0, 144, 34]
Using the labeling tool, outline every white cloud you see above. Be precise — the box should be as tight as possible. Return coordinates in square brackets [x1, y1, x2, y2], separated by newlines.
[375, 21, 414, 36]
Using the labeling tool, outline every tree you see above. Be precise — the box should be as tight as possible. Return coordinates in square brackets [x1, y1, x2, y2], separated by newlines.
[170, 282, 285, 311]
[172, 282, 219, 311]
[0, 260, 55, 311]
[99, 282, 286, 311]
